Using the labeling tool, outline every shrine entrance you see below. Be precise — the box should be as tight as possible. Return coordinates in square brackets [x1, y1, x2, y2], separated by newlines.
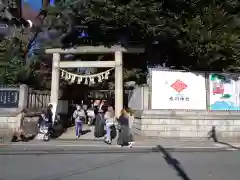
[45, 45, 144, 117]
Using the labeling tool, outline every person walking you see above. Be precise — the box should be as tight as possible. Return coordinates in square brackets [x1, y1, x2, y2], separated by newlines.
[73, 105, 85, 138]
[126, 108, 134, 144]
[104, 106, 116, 144]
[117, 109, 132, 148]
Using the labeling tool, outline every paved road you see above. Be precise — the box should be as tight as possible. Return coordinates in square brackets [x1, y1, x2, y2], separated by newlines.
[0, 145, 239, 180]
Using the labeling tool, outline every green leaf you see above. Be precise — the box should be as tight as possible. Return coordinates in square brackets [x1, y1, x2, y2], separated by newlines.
[221, 94, 231, 98]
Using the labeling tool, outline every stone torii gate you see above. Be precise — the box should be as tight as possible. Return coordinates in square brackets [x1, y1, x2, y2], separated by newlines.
[45, 45, 144, 117]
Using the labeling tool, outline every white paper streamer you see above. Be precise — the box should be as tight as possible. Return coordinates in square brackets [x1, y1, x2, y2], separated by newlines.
[84, 77, 88, 84]
[61, 71, 65, 77]
[104, 72, 109, 79]
[64, 73, 69, 80]
[70, 75, 76, 83]
[90, 77, 95, 84]
[59, 67, 114, 85]
[98, 75, 102, 82]
[67, 73, 72, 80]
[77, 77, 82, 84]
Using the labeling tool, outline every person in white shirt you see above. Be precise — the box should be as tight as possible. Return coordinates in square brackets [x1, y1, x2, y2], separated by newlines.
[73, 105, 85, 138]
[104, 106, 115, 144]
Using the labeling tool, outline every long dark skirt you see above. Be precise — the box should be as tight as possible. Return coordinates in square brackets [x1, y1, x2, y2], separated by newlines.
[117, 125, 129, 146]
[94, 114, 105, 138]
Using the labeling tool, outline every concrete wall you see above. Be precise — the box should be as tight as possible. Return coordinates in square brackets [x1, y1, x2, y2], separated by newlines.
[128, 85, 149, 110]
[133, 110, 240, 139]
[0, 110, 23, 141]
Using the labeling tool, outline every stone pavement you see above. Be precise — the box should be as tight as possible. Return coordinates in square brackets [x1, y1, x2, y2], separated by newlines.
[59, 125, 101, 141]
[1, 125, 238, 151]
[2, 125, 236, 151]
[54, 125, 240, 149]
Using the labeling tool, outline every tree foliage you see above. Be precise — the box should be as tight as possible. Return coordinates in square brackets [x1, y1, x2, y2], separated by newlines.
[46, 0, 240, 71]
[0, 1, 49, 86]
[0, 28, 40, 85]
[176, 1, 240, 70]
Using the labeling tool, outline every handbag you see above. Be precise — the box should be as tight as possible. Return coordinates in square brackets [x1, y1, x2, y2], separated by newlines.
[116, 122, 121, 131]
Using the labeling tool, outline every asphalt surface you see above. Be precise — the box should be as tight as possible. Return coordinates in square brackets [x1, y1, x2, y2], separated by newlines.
[0, 145, 240, 180]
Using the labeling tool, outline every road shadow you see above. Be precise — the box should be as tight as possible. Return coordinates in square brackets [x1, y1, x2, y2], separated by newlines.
[208, 126, 240, 150]
[154, 145, 192, 180]
[217, 141, 240, 150]
[11, 134, 35, 142]
[81, 129, 91, 135]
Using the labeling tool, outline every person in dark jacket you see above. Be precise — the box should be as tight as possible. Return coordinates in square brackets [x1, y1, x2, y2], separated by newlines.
[38, 104, 53, 126]
[117, 109, 132, 148]
[38, 104, 53, 135]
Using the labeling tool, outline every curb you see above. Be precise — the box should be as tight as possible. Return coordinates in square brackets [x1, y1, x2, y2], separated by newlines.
[5, 143, 239, 152]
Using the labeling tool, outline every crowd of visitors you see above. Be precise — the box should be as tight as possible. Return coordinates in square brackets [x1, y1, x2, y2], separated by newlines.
[38, 100, 134, 147]
[72, 100, 134, 147]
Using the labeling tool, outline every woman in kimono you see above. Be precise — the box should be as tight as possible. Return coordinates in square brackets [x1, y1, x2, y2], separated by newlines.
[117, 109, 132, 148]
[94, 105, 105, 138]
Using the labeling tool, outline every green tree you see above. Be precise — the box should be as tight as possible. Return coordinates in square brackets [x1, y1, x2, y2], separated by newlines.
[0, 28, 40, 85]
[0, 1, 50, 86]
[175, 1, 240, 70]
[45, 0, 240, 72]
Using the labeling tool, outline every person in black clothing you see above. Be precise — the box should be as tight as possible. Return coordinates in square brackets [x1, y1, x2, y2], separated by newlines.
[94, 100, 106, 138]
[117, 109, 132, 147]
[46, 104, 53, 124]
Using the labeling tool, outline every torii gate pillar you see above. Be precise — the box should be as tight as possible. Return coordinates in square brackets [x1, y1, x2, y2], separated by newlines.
[114, 51, 123, 117]
[50, 53, 60, 104]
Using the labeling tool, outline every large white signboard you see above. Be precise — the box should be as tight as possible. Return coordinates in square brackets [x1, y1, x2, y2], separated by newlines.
[151, 70, 207, 110]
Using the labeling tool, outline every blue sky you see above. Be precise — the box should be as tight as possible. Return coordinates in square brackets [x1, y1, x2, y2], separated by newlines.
[22, 0, 42, 11]
[22, 0, 54, 11]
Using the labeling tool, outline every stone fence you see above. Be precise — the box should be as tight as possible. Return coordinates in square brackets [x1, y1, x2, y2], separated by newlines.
[27, 88, 50, 109]
[133, 110, 240, 140]
[0, 84, 50, 142]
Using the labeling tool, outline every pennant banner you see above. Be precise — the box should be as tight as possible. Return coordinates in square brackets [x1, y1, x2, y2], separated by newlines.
[60, 68, 114, 85]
